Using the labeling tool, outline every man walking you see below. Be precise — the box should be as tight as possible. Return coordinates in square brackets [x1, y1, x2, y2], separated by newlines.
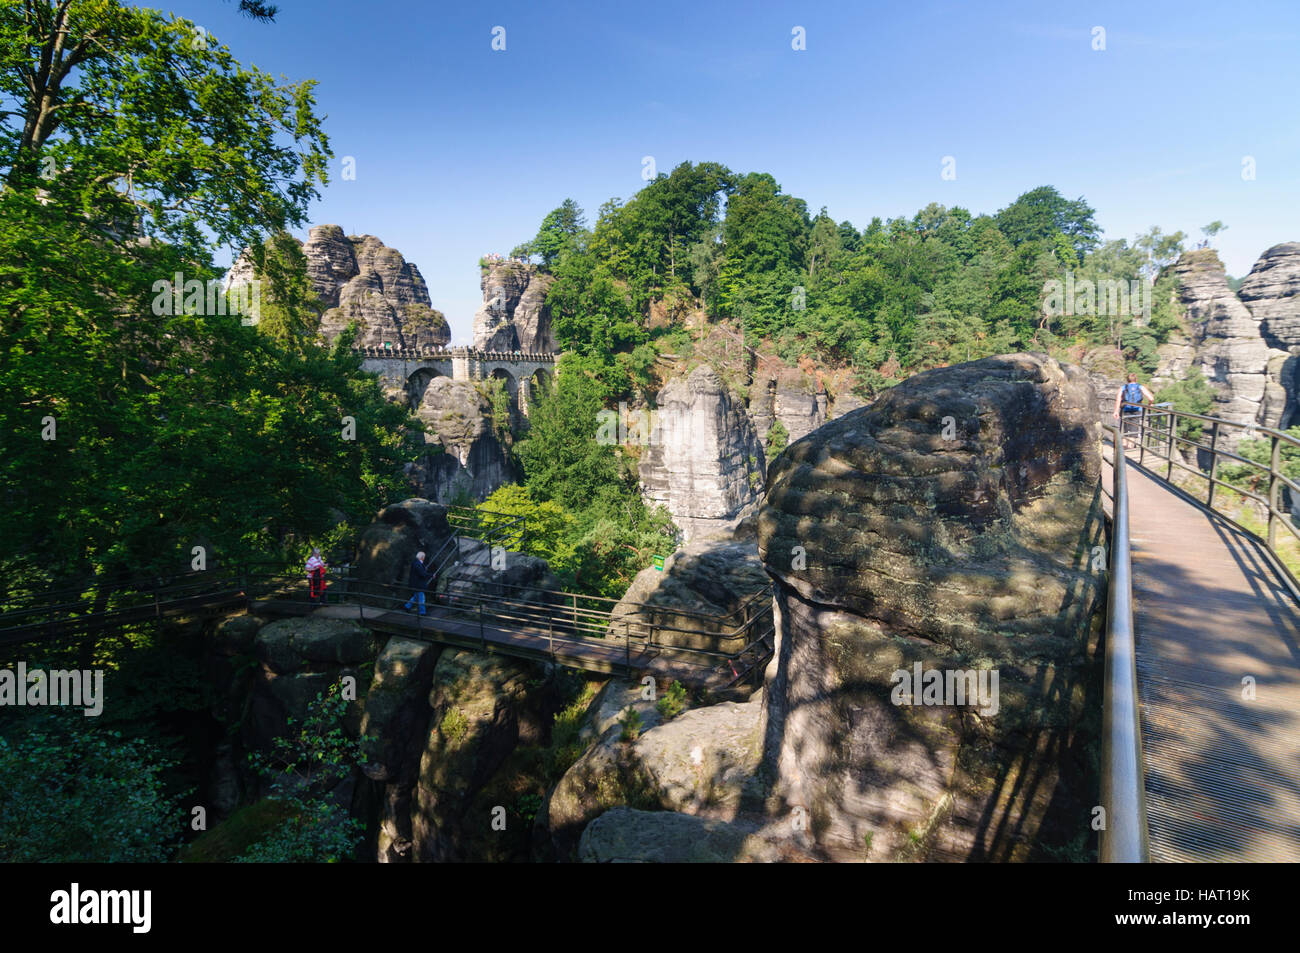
[1113, 372, 1155, 451]
[403, 551, 433, 615]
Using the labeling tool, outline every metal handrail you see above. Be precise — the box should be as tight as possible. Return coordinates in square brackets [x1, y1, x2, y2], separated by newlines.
[1100, 423, 1151, 863]
[1120, 403, 1300, 598]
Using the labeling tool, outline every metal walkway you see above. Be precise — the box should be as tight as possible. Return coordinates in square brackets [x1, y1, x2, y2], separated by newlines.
[1109, 445, 1300, 862]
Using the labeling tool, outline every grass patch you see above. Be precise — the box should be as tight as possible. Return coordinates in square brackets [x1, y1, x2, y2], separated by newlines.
[179, 798, 299, 863]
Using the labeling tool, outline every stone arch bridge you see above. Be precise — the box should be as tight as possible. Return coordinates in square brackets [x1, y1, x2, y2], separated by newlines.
[354, 346, 558, 414]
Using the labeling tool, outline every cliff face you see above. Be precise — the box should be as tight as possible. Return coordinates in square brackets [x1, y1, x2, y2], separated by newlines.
[310, 227, 451, 348]
[749, 370, 827, 446]
[404, 376, 513, 503]
[638, 365, 767, 542]
[757, 353, 1104, 860]
[1159, 249, 1269, 432]
[1237, 243, 1300, 430]
[227, 225, 451, 348]
[473, 260, 556, 352]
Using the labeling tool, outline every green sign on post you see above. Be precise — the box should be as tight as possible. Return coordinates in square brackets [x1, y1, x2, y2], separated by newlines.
[652, 555, 665, 572]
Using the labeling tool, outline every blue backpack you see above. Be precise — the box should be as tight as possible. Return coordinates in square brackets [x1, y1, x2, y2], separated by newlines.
[1122, 382, 1143, 409]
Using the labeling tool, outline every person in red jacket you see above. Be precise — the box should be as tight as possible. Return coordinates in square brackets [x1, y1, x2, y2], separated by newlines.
[306, 548, 327, 604]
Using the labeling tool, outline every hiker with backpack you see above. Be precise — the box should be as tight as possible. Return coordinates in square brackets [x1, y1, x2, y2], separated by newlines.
[1113, 373, 1155, 451]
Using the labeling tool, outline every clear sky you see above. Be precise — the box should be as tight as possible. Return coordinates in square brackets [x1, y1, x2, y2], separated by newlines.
[166, 0, 1300, 343]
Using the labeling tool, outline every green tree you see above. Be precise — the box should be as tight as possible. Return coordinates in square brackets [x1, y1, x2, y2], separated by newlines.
[532, 199, 585, 266]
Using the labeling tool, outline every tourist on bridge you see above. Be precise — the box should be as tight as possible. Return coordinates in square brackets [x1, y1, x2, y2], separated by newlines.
[306, 548, 327, 604]
[403, 550, 434, 615]
[1113, 373, 1155, 451]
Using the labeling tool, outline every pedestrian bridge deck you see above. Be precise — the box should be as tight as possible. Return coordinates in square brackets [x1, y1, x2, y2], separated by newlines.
[1110, 449, 1300, 862]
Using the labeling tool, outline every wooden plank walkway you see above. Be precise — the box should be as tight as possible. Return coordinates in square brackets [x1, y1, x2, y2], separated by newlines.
[1114, 450, 1300, 862]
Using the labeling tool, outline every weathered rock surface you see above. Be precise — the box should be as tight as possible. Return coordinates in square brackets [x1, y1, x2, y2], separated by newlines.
[361, 637, 442, 862]
[412, 650, 556, 862]
[750, 370, 828, 445]
[246, 616, 378, 753]
[639, 364, 767, 542]
[473, 260, 556, 352]
[351, 499, 454, 607]
[1238, 242, 1300, 429]
[609, 535, 770, 653]
[404, 376, 513, 503]
[757, 352, 1105, 860]
[1157, 249, 1269, 438]
[227, 225, 450, 348]
[578, 807, 789, 863]
[541, 677, 770, 860]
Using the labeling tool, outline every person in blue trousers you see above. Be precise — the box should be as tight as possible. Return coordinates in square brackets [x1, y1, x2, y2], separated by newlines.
[403, 551, 433, 614]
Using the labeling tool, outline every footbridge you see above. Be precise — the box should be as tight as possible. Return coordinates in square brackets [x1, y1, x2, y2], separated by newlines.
[1101, 408, 1300, 863]
[0, 506, 773, 692]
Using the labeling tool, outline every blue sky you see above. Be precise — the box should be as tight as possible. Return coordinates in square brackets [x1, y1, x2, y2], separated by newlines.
[169, 0, 1300, 343]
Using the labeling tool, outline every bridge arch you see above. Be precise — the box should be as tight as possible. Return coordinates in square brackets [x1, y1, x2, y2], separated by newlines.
[406, 366, 444, 409]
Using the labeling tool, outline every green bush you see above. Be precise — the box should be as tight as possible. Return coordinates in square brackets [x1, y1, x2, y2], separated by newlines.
[618, 707, 643, 743]
[0, 720, 186, 862]
[239, 683, 366, 863]
[655, 680, 689, 720]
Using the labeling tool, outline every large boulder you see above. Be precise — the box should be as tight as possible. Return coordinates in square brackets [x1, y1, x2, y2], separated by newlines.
[351, 499, 454, 608]
[609, 535, 770, 654]
[411, 650, 556, 862]
[757, 352, 1105, 860]
[578, 807, 789, 863]
[246, 616, 379, 753]
[541, 683, 766, 860]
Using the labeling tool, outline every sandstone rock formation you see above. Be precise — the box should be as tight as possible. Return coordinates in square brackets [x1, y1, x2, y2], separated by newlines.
[609, 534, 770, 653]
[361, 636, 442, 862]
[1156, 249, 1269, 438]
[227, 225, 450, 348]
[351, 499, 454, 608]
[578, 806, 787, 863]
[757, 352, 1105, 860]
[245, 616, 378, 754]
[1238, 242, 1300, 430]
[750, 370, 828, 445]
[412, 650, 559, 862]
[639, 364, 767, 542]
[404, 376, 513, 503]
[473, 260, 556, 352]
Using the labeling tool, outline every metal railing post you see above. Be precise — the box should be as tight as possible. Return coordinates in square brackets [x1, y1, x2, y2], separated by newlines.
[1269, 435, 1281, 550]
[1101, 423, 1150, 863]
[1207, 421, 1219, 508]
[479, 601, 485, 650]
[1165, 411, 1175, 482]
[1137, 407, 1145, 467]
